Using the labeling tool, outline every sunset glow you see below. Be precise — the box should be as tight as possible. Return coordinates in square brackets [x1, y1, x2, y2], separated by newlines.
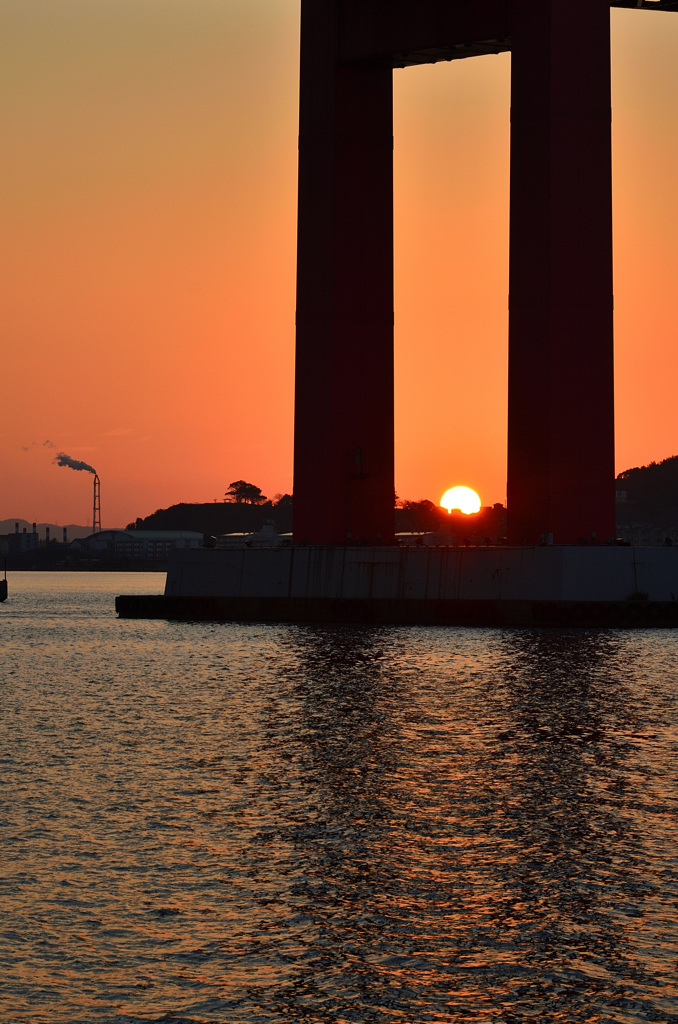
[441, 487, 482, 516]
[1, 3, 678, 527]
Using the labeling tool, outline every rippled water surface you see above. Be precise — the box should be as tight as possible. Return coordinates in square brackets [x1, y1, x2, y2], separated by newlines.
[3, 572, 678, 1023]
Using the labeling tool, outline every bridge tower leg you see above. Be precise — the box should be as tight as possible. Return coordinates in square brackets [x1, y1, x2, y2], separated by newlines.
[507, 0, 616, 544]
[293, 0, 395, 545]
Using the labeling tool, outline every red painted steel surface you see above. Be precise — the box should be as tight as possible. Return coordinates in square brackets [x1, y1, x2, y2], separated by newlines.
[293, 1, 395, 544]
[507, 0, 615, 543]
[293, 0, 627, 546]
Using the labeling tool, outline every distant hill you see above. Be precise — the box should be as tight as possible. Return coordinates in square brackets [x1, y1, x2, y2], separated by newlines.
[616, 456, 678, 537]
[0, 518, 95, 541]
[131, 500, 293, 537]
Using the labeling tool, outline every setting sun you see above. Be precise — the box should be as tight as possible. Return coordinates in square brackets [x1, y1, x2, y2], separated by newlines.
[441, 486, 482, 515]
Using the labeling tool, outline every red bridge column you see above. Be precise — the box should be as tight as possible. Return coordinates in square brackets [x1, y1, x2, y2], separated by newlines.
[507, 0, 616, 544]
[293, 0, 395, 546]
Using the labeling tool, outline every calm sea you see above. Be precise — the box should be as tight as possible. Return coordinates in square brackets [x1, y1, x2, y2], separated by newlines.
[2, 572, 678, 1024]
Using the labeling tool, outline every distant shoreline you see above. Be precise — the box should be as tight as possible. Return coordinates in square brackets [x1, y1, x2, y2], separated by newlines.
[4, 565, 166, 574]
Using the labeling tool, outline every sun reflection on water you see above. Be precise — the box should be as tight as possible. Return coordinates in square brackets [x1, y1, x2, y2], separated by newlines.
[2, 575, 678, 1022]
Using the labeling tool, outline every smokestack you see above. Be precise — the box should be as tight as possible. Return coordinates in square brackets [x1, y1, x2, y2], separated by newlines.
[46, 526, 50, 543]
[53, 452, 99, 534]
[93, 474, 101, 533]
[63, 527, 67, 544]
[32, 523, 36, 534]
[15, 522, 18, 534]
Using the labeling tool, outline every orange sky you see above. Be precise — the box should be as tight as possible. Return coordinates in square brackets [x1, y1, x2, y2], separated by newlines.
[2, 1, 678, 528]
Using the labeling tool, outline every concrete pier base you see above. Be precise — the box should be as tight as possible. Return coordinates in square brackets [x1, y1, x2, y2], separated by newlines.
[115, 546, 678, 627]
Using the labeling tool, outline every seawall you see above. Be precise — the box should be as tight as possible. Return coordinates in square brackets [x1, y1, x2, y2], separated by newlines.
[115, 545, 678, 626]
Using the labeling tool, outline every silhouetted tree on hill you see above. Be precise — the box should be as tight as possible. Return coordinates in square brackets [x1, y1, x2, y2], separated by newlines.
[225, 480, 267, 505]
[128, 492, 294, 536]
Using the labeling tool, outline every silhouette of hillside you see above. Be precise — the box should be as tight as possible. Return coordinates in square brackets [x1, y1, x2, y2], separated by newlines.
[616, 456, 678, 534]
[130, 500, 293, 537]
[131, 497, 508, 543]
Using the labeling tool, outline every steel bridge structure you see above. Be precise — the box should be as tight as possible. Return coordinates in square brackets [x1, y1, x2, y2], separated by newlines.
[292, 0, 678, 546]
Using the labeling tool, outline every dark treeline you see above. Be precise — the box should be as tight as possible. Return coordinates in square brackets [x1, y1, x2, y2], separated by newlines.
[132, 494, 507, 543]
[616, 455, 678, 532]
[395, 499, 507, 543]
[132, 455, 678, 542]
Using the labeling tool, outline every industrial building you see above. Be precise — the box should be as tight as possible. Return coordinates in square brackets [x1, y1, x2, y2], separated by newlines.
[70, 530, 204, 561]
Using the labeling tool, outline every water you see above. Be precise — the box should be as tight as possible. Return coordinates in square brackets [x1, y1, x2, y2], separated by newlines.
[2, 572, 678, 1024]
